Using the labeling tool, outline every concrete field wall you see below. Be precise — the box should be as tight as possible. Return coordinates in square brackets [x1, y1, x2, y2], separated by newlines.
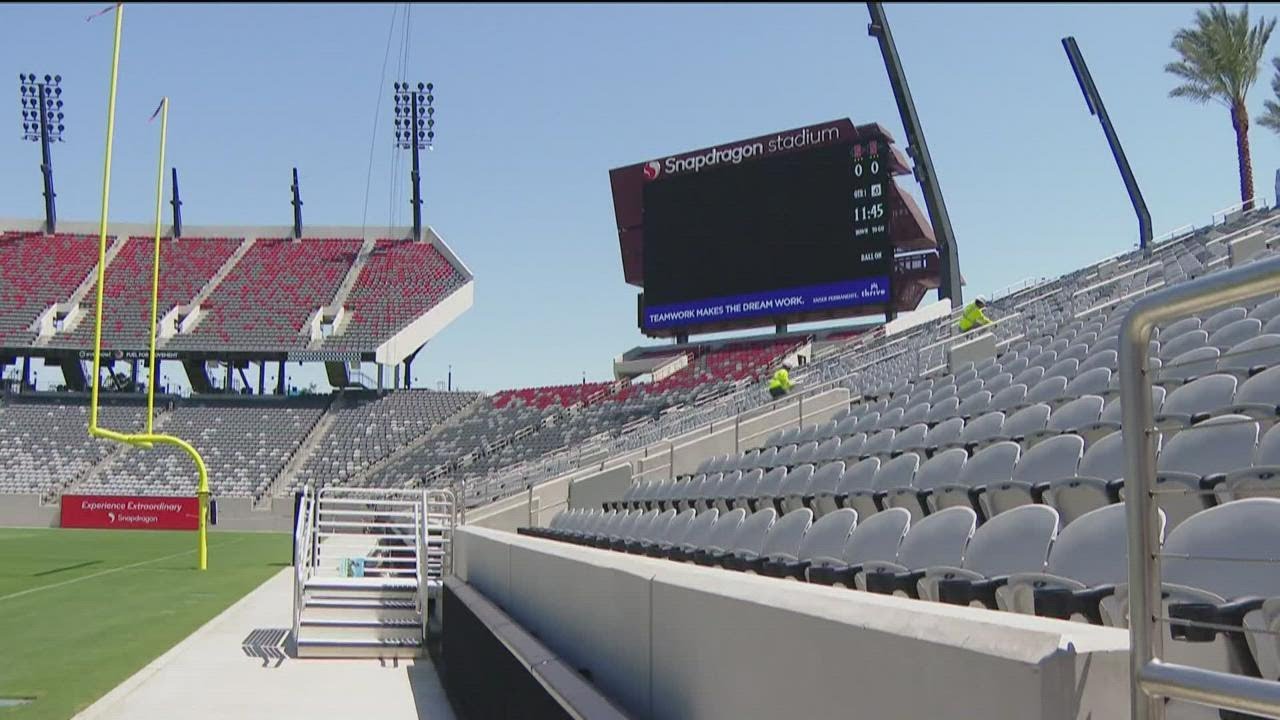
[0, 493, 293, 532]
[456, 526, 1130, 720]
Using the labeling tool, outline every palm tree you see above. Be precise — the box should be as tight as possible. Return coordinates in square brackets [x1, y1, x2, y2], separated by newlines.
[1166, 3, 1275, 210]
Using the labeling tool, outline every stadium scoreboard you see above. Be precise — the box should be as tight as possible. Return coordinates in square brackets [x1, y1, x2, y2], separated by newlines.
[610, 119, 896, 335]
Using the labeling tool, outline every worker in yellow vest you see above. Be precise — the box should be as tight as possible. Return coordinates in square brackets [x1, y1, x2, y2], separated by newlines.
[768, 363, 795, 400]
[957, 296, 993, 333]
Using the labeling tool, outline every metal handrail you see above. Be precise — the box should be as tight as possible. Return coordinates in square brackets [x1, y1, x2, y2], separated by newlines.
[292, 484, 315, 643]
[1119, 252, 1280, 719]
[1211, 197, 1259, 225]
[415, 498, 426, 641]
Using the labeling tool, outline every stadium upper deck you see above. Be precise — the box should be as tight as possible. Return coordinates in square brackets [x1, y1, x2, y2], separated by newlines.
[0, 218, 473, 363]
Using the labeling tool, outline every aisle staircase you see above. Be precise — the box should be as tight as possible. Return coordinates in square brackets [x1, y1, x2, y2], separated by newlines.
[292, 486, 456, 658]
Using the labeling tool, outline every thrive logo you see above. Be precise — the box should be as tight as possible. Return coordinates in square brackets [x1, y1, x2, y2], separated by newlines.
[642, 161, 661, 181]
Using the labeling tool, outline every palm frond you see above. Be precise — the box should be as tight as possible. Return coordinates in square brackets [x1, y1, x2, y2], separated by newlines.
[1165, 3, 1274, 105]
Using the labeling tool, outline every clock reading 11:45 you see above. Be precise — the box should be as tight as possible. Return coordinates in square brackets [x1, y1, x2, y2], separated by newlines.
[850, 139, 890, 244]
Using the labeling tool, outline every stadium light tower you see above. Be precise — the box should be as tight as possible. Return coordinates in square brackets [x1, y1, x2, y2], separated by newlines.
[865, 4, 963, 309]
[1062, 37, 1152, 257]
[393, 81, 435, 241]
[18, 73, 65, 233]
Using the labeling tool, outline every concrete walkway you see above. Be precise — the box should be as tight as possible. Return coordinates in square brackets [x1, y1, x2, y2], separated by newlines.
[74, 569, 456, 720]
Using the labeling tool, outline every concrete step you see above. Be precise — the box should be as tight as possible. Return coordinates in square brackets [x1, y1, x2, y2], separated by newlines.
[305, 576, 418, 588]
[301, 597, 420, 622]
[298, 617, 421, 641]
[295, 636, 422, 659]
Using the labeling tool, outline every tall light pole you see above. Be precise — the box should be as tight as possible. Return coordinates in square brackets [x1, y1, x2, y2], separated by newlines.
[18, 73, 64, 234]
[1063, 37, 1152, 257]
[865, 3, 963, 308]
[393, 81, 435, 241]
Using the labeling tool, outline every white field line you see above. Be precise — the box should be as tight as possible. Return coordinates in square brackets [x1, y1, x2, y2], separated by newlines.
[0, 536, 248, 603]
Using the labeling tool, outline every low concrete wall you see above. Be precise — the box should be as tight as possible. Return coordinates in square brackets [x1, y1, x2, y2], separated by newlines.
[0, 494, 58, 527]
[211, 497, 294, 532]
[568, 464, 634, 511]
[456, 527, 1129, 720]
[0, 494, 292, 532]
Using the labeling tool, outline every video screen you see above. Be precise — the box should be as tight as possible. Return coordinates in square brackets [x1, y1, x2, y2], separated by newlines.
[641, 141, 892, 330]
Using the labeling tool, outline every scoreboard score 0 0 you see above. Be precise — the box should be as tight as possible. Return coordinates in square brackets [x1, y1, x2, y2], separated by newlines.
[851, 140, 890, 247]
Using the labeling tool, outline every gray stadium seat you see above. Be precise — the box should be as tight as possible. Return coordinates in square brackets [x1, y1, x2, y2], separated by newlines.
[1155, 374, 1237, 429]
[1218, 422, 1280, 502]
[1025, 395, 1104, 448]
[1207, 318, 1262, 351]
[806, 507, 912, 588]
[860, 429, 897, 459]
[1161, 347, 1221, 384]
[1217, 334, 1280, 378]
[884, 447, 967, 523]
[889, 423, 929, 456]
[775, 464, 816, 514]
[1158, 329, 1209, 361]
[801, 461, 845, 515]
[860, 506, 977, 597]
[660, 508, 720, 560]
[759, 508, 859, 580]
[837, 433, 867, 462]
[927, 441, 1021, 515]
[723, 508, 814, 573]
[849, 453, 920, 520]
[1140, 414, 1260, 528]
[989, 384, 1028, 412]
[982, 434, 1083, 517]
[957, 391, 993, 419]
[715, 470, 746, 512]
[695, 508, 777, 567]
[1201, 306, 1249, 335]
[997, 503, 1165, 623]
[951, 410, 1005, 451]
[917, 505, 1059, 606]
[822, 457, 881, 517]
[922, 417, 965, 452]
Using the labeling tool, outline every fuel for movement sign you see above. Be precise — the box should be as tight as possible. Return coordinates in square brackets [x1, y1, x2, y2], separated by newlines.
[61, 495, 199, 530]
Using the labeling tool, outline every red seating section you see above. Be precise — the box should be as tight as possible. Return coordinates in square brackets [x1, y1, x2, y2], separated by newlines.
[324, 240, 467, 350]
[613, 337, 803, 401]
[171, 238, 361, 350]
[0, 232, 99, 347]
[55, 237, 241, 349]
[493, 382, 614, 410]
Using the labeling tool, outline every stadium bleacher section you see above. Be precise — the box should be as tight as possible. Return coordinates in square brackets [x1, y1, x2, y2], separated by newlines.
[49, 236, 242, 349]
[293, 389, 481, 488]
[0, 221, 474, 356]
[167, 237, 362, 351]
[0, 397, 149, 496]
[0, 232, 100, 348]
[321, 239, 469, 351]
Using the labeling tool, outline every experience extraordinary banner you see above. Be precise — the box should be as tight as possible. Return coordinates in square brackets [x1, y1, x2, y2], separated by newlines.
[61, 495, 199, 530]
[642, 276, 890, 331]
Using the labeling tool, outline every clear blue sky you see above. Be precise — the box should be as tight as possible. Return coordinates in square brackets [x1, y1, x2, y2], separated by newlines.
[3, 3, 1279, 393]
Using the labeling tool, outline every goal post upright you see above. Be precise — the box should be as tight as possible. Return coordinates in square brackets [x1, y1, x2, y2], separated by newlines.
[86, 3, 211, 570]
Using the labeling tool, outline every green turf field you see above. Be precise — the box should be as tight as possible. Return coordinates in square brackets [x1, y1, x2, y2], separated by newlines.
[0, 528, 289, 720]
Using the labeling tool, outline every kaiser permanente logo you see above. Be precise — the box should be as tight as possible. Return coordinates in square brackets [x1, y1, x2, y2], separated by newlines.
[645, 124, 842, 181]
